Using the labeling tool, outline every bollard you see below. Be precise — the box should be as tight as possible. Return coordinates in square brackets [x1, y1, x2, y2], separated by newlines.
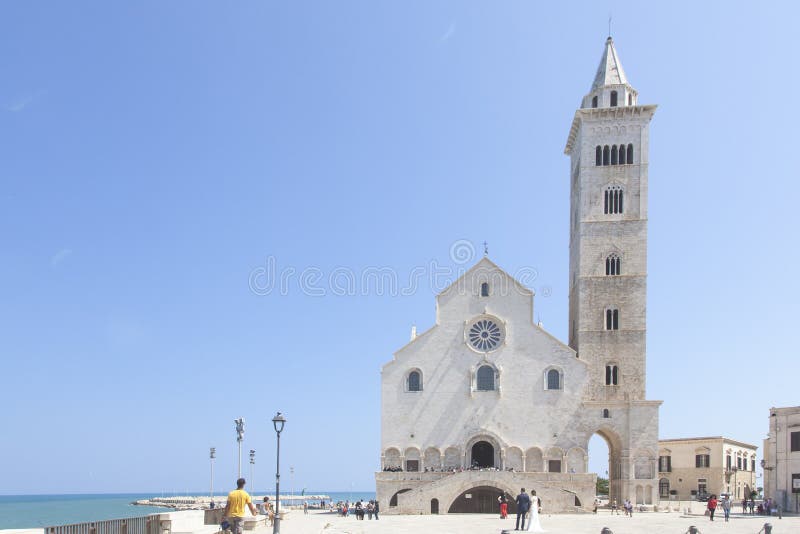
[763, 523, 772, 534]
[601, 528, 613, 534]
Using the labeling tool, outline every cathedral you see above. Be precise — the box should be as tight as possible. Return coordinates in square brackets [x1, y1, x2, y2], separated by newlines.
[376, 37, 662, 514]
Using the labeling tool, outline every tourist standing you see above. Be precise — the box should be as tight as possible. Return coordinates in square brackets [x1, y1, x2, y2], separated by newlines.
[721, 495, 731, 522]
[223, 478, 257, 534]
[498, 494, 508, 519]
[707, 494, 718, 521]
[515, 488, 531, 531]
[303, 501, 308, 515]
[366, 501, 374, 519]
[373, 500, 380, 520]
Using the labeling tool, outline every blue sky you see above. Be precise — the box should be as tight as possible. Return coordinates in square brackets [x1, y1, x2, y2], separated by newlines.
[1, 1, 799, 495]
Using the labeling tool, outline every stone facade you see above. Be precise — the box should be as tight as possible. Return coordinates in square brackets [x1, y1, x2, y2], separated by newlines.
[376, 38, 662, 514]
[657, 437, 757, 502]
[763, 406, 800, 513]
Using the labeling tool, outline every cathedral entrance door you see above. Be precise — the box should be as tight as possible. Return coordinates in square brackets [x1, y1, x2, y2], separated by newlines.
[471, 441, 494, 468]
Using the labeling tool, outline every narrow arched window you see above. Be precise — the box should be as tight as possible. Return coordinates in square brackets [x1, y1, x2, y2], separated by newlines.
[627, 144, 634, 164]
[408, 370, 422, 391]
[476, 365, 495, 391]
[604, 186, 624, 215]
[618, 145, 626, 165]
[611, 145, 618, 165]
[602, 145, 610, 165]
[610, 91, 618, 107]
[628, 93, 633, 106]
[592, 95, 598, 108]
[480, 282, 489, 297]
[605, 308, 619, 330]
[546, 369, 561, 390]
[596, 146, 602, 166]
[605, 365, 619, 385]
[606, 254, 620, 276]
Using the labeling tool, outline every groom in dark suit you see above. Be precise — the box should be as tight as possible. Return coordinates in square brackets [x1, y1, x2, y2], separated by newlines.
[515, 488, 531, 530]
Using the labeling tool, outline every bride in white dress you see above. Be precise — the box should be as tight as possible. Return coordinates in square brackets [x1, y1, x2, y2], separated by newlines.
[525, 496, 545, 532]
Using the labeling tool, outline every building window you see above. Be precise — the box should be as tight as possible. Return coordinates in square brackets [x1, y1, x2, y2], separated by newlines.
[628, 93, 633, 106]
[408, 370, 422, 392]
[698, 479, 707, 496]
[605, 308, 619, 330]
[659, 478, 670, 498]
[476, 365, 495, 391]
[480, 282, 489, 297]
[406, 459, 419, 472]
[737, 456, 742, 470]
[603, 145, 610, 165]
[627, 143, 634, 164]
[592, 95, 598, 108]
[611, 145, 618, 165]
[604, 186, 624, 214]
[726, 455, 731, 471]
[603, 408, 611, 418]
[743, 458, 747, 471]
[618, 144, 626, 164]
[596, 146, 602, 166]
[695, 454, 710, 468]
[606, 254, 620, 276]
[791, 431, 800, 452]
[610, 91, 618, 107]
[659, 456, 672, 473]
[548, 459, 562, 473]
[546, 368, 562, 390]
[605, 364, 619, 385]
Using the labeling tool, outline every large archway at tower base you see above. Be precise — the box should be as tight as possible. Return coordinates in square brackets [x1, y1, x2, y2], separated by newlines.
[588, 428, 624, 505]
[447, 486, 518, 514]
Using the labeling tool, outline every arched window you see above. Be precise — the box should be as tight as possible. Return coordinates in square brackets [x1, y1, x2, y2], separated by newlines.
[480, 282, 489, 297]
[602, 145, 610, 165]
[603, 408, 611, 418]
[604, 186, 624, 214]
[606, 253, 620, 275]
[596, 146, 602, 166]
[618, 145, 626, 165]
[628, 93, 633, 106]
[627, 143, 634, 164]
[659, 478, 670, 498]
[605, 308, 619, 330]
[546, 368, 562, 390]
[610, 91, 618, 107]
[476, 365, 495, 391]
[592, 95, 598, 108]
[605, 364, 619, 385]
[408, 370, 422, 391]
[611, 145, 618, 165]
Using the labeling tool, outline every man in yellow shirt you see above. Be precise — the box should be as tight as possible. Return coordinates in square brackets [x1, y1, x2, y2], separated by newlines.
[223, 478, 257, 534]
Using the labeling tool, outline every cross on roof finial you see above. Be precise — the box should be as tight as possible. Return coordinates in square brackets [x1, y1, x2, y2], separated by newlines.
[483, 241, 489, 256]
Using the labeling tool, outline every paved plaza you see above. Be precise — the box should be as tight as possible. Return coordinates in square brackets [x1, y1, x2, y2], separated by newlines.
[266, 510, 798, 534]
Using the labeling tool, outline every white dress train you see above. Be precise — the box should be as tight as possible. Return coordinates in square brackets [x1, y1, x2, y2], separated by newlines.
[525, 497, 545, 532]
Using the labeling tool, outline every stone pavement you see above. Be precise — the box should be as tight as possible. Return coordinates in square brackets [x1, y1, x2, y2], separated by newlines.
[257, 510, 799, 534]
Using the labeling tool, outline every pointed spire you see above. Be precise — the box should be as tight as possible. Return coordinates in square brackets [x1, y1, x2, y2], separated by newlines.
[591, 37, 628, 90]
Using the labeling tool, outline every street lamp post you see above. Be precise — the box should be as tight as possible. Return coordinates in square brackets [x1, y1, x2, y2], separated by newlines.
[250, 450, 256, 494]
[235, 418, 245, 478]
[210, 447, 216, 505]
[272, 412, 286, 534]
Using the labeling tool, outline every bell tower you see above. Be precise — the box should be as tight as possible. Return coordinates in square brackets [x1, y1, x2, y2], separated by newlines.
[565, 37, 656, 402]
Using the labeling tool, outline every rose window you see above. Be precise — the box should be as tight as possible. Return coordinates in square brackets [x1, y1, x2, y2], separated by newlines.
[468, 318, 503, 352]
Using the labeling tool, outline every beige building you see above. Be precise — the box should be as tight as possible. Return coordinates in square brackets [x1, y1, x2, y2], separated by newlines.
[376, 37, 662, 515]
[657, 437, 757, 502]
[763, 406, 800, 513]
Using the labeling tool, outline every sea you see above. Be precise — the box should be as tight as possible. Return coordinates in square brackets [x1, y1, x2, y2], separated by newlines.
[0, 492, 375, 530]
